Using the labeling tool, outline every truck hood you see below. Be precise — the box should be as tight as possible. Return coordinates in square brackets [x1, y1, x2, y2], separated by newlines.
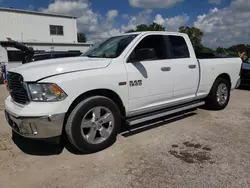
[9, 56, 112, 81]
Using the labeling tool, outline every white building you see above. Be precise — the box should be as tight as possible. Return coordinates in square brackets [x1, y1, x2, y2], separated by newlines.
[0, 8, 92, 52]
[0, 8, 93, 74]
[0, 7, 78, 43]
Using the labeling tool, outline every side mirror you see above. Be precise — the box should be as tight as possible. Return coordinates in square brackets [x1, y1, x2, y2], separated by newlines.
[130, 48, 157, 62]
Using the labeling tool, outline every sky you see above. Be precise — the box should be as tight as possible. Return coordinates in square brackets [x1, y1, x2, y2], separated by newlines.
[0, 0, 250, 48]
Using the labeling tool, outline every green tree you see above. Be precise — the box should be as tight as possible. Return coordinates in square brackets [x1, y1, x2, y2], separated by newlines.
[228, 44, 250, 56]
[202, 47, 215, 53]
[126, 22, 165, 33]
[179, 26, 204, 53]
[136, 24, 150, 32]
[216, 47, 225, 54]
[77, 33, 87, 43]
[148, 22, 165, 31]
[126, 29, 136, 33]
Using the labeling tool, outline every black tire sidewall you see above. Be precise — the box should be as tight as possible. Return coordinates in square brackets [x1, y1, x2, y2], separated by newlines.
[208, 78, 230, 110]
[69, 97, 121, 152]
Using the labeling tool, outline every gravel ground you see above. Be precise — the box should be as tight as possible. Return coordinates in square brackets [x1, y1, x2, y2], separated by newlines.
[0, 85, 250, 188]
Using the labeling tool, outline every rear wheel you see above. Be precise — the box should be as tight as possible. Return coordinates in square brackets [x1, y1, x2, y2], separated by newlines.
[65, 96, 121, 153]
[206, 78, 230, 110]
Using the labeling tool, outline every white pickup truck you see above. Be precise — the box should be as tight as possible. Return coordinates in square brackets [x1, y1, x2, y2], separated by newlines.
[5, 32, 242, 152]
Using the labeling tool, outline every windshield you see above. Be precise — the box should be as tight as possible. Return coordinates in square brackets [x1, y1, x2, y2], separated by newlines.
[82, 34, 137, 58]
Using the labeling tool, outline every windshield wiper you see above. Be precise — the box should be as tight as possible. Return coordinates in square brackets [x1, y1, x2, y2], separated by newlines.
[86, 55, 103, 58]
[86, 52, 111, 58]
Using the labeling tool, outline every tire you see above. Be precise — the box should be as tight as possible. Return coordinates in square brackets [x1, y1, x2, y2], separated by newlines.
[12, 130, 22, 139]
[205, 77, 231, 110]
[65, 96, 121, 153]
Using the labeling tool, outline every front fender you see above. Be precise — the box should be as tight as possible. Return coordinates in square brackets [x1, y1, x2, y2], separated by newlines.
[39, 65, 129, 115]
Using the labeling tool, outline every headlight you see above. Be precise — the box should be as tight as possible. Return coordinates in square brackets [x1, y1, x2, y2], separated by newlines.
[28, 83, 67, 102]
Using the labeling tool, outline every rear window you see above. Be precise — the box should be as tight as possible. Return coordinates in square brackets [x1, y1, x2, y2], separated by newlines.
[169, 36, 190, 58]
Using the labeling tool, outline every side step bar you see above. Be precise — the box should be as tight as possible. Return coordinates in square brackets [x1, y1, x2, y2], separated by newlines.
[126, 101, 205, 126]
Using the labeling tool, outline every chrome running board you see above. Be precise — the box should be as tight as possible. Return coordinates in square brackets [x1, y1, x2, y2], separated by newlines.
[126, 101, 205, 126]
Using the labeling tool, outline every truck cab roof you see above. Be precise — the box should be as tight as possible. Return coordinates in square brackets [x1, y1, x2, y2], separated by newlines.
[118, 31, 188, 37]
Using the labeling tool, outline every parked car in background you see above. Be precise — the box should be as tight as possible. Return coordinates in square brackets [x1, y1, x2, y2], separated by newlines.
[0, 64, 4, 84]
[24, 51, 82, 63]
[0, 38, 82, 65]
[5, 31, 242, 153]
[240, 57, 250, 86]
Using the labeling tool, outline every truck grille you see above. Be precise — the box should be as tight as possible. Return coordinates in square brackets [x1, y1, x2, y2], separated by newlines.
[7, 72, 29, 105]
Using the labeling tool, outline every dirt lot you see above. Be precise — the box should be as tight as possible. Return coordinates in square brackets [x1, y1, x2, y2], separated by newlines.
[0, 85, 250, 188]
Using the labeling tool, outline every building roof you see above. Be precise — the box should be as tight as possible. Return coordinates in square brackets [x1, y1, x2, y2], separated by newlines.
[0, 40, 93, 47]
[23, 41, 93, 46]
[0, 7, 77, 19]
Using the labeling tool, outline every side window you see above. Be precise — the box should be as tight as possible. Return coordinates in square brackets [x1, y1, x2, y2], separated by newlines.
[130, 35, 166, 62]
[169, 36, 190, 58]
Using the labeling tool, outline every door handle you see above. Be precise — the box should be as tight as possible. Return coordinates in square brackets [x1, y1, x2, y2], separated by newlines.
[188, 65, 196, 69]
[161, 67, 171, 71]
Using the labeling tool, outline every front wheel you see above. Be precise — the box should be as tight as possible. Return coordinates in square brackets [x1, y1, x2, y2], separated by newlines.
[65, 96, 121, 153]
[205, 78, 231, 110]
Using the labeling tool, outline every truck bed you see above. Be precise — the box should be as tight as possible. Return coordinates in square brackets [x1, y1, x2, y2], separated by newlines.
[198, 57, 242, 93]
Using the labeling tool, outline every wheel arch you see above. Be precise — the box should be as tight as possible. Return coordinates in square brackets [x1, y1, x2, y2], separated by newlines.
[205, 73, 231, 110]
[215, 73, 231, 87]
[64, 89, 126, 125]
[207, 73, 232, 98]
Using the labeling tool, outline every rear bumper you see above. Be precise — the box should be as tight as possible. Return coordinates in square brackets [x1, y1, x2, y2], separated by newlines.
[5, 110, 65, 139]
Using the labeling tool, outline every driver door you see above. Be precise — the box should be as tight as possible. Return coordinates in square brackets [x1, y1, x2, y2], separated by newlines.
[125, 34, 175, 115]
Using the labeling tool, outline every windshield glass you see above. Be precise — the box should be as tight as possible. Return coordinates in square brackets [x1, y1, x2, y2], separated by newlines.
[82, 34, 137, 58]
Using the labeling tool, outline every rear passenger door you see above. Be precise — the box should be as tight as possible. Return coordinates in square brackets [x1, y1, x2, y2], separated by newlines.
[166, 35, 199, 101]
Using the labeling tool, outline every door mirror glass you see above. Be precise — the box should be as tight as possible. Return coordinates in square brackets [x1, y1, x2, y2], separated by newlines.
[130, 48, 157, 62]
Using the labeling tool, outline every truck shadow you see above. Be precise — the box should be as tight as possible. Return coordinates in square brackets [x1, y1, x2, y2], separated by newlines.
[12, 110, 197, 156]
[12, 133, 64, 156]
